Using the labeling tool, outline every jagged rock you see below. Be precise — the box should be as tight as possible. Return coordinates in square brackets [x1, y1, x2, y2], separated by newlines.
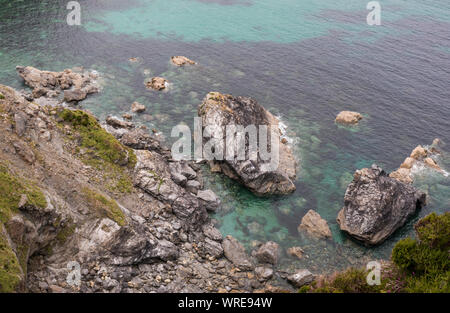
[202, 224, 223, 241]
[146, 77, 168, 91]
[298, 210, 332, 239]
[389, 167, 413, 184]
[222, 235, 253, 270]
[254, 267, 273, 281]
[198, 238, 224, 259]
[255, 241, 280, 265]
[131, 101, 146, 113]
[171, 56, 196, 66]
[335, 111, 363, 125]
[197, 189, 220, 212]
[14, 112, 28, 137]
[337, 164, 426, 245]
[171, 172, 187, 187]
[424, 157, 441, 170]
[198, 92, 297, 195]
[16, 66, 99, 102]
[287, 247, 304, 260]
[400, 157, 416, 169]
[106, 116, 134, 129]
[287, 269, 315, 287]
[185, 180, 201, 194]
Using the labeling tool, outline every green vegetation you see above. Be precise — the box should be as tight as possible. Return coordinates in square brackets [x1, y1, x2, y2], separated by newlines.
[305, 212, 449, 293]
[0, 93, 5, 100]
[57, 109, 136, 193]
[82, 187, 127, 226]
[0, 224, 22, 293]
[56, 222, 76, 245]
[391, 212, 450, 292]
[0, 163, 47, 223]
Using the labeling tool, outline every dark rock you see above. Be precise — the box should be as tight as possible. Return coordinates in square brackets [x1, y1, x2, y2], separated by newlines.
[222, 235, 253, 271]
[255, 241, 280, 265]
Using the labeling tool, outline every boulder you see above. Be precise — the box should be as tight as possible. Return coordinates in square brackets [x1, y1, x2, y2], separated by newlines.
[424, 157, 441, 171]
[400, 157, 416, 169]
[254, 267, 273, 281]
[131, 101, 146, 113]
[389, 168, 413, 184]
[255, 241, 280, 265]
[106, 116, 134, 129]
[198, 92, 297, 195]
[64, 89, 87, 102]
[197, 189, 220, 212]
[298, 210, 332, 239]
[335, 111, 363, 125]
[171, 56, 196, 66]
[146, 77, 168, 91]
[337, 164, 426, 245]
[222, 235, 253, 270]
[287, 269, 315, 287]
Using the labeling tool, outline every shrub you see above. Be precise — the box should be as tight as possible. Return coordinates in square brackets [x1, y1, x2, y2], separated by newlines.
[313, 268, 383, 293]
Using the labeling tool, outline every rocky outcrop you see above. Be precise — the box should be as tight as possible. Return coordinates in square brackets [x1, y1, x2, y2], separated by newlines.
[171, 56, 196, 66]
[145, 77, 168, 91]
[390, 142, 445, 184]
[198, 92, 297, 195]
[287, 247, 304, 260]
[298, 209, 332, 239]
[337, 164, 426, 245]
[335, 111, 363, 125]
[16, 66, 99, 103]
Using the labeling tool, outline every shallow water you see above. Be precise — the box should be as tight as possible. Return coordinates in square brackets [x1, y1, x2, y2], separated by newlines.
[0, 0, 449, 273]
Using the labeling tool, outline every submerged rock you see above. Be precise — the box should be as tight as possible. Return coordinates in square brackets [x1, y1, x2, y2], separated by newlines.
[337, 164, 426, 245]
[335, 111, 363, 125]
[287, 246, 304, 260]
[298, 209, 332, 239]
[171, 56, 196, 66]
[16, 66, 99, 103]
[198, 92, 297, 195]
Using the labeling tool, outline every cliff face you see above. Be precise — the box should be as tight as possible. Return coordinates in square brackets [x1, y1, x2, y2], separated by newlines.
[0, 80, 295, 293]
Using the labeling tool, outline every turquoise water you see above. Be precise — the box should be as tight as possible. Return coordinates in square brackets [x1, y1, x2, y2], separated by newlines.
[0, 0, 449, 273]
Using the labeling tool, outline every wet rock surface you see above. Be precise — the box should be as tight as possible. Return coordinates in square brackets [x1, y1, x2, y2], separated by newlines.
[337, 164, 426, 245]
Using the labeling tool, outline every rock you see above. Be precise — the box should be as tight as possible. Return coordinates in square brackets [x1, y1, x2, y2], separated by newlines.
[287, 269, 315, 287]
[106, 116, 134, 129]
[131, 101, 146, 113]
[171, 56, 196, 66]
[199, 237, 224, 259]
[298, 210, 332, 239]
[64, 89, 87, 102]
[336, 111, 363, 124]
[424, 157, 441, 171]
[389, 167, 413, 184]
[337, 164, 426, 245]
[197, 189, 220, 212]
[49, 285, 66, 293]
[169, 162, 197, 180]
[222, 235, 253, 270]
[254, 267, 273, 281]
[146, 77, 168, 91]
[12, 141, 35, 164]
[410, 145, 427, 160]
[202, 224, 223, 241]
[185, 180, 201, 194]
[171, 172, 187, 187]
[16, 66, 99, 102]
[198, 92, 297, 195]
[255, 241, 280, 265]
[122, 113, 133, 120]
[400, 157, 416, 169]
[335, 111, 363, 125]
[287, 247, 304, 260]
